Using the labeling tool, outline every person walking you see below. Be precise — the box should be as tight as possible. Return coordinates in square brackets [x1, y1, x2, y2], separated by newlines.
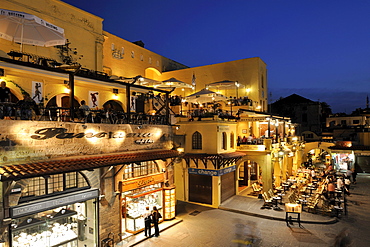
[141, 207, 152, 237]
[151, 206, 162, 237]
[344, 175, 351, 195]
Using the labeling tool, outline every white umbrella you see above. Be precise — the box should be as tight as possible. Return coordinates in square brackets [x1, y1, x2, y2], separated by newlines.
[185, 88, 228, 104]
[0, 8, 66, 51]
[159, 77, 193, 89]
[207, 80, 244, 89]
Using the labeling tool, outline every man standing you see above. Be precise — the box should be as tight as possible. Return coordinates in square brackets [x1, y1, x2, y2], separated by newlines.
[151, 206, 161, 237]
[0, 81, 12, 119]
[141, 207, 152, 237]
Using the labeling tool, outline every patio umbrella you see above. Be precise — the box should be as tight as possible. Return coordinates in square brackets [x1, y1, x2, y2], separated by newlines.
[159, 77, 193, 89]
[0, 8, 66, 52]
[207, 80, 244, 89]
[185, 88, 228, 104]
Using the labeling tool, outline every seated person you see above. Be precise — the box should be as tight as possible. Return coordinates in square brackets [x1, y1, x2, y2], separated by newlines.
[16, 94, 38, 120]
[79, 100, 91, 121]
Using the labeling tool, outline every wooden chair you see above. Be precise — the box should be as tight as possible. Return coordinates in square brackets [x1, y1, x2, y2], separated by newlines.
[261, 192, 273, 209]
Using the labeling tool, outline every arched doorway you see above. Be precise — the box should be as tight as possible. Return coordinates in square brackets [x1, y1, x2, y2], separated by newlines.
[103, 100, 124, 112]
[238, 159, 259, 191]
[46, 94, 80, 108]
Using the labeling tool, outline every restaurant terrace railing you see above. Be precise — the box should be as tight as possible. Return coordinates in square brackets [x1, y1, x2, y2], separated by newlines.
[0, 104, 168, 125]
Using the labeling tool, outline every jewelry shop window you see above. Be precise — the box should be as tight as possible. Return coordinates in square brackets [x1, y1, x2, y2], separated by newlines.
[11, 199, 98, 247]
[121, 183, 163, 234]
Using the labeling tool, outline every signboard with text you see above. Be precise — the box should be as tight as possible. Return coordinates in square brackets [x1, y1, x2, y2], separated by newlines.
[188, 165, 236, 176]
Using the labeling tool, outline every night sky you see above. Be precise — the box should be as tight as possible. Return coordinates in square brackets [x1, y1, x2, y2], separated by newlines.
[62, 0, 370, 114]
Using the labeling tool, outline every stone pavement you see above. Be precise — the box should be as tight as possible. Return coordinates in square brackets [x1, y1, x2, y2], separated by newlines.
[119, 173, 370, 246]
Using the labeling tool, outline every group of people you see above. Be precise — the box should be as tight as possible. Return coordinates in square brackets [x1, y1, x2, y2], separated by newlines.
[141, 206, 162, 238]
[0, 81, 40, 120]
[229, 96, 252, 106]
[322, 165, 356, 199]
[238, 134, 258, 145]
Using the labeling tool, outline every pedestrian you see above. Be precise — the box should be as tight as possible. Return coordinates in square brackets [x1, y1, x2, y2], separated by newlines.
[151, 206, 162, 237]
[336, 176, 344, 191]
[344, 175, 351, 195]
[346, 169, 353, 183]
[141, 206, 152, 237]
[352, 168, 357, 184]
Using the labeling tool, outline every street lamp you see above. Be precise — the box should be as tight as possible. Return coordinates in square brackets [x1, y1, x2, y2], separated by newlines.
[228, 100, 232, 116]
[235, 81, 239, 99]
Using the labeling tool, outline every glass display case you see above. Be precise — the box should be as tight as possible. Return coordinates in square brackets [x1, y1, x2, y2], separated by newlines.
[11, 208, 78, 247]
[11, 199, 96, 247]
[122, 183, 163, 233]
[164, 187, 176, 220]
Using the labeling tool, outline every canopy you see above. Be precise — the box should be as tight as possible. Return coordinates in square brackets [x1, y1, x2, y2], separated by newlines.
[0, 8, 66, 51]
[185, 88, 228, 104]
[207, 80, 244, 89]
[159, 77, 193, 89]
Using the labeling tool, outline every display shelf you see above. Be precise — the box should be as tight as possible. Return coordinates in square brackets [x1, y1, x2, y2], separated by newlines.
[51, 237, 77, 247]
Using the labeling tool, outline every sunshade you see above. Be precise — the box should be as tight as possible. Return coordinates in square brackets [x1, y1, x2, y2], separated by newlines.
[207, 80, 244, 89]
[159, 77, 193, 89]
[0, 8, 66, 51]
[185, 88, 228, 104]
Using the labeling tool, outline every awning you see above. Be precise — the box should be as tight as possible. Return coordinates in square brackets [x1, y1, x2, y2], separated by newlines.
[183, 152, 245, 169]
[0, 150, 179, 181]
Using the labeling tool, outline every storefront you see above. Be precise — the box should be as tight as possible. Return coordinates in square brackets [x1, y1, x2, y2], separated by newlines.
[188, 165, 237, 205]
[331, 152, 354, 170]
[118, 169, 176, 235]
[9, 187, 99, 247]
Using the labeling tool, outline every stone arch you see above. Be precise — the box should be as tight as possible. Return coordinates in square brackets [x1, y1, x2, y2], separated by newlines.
[46, 93, 80, 108]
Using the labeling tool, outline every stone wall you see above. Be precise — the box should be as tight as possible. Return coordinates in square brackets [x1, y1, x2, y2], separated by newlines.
[0, 120, 173, 164]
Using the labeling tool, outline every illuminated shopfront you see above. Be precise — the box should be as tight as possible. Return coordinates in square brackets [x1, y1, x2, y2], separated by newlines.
[331, 152, 354, 170]
[9, 188, 99, 247]
[118, 163, 176, 234]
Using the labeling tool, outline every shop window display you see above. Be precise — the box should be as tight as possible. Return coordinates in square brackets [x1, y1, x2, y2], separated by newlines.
[122, 183, 163, 233]
[11, 200, 97, 247]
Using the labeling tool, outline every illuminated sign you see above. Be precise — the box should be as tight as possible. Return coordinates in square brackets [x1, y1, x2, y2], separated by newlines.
[238, 145, 265, 151]
[240, 117, 268, 122]
[30, 128, 155, 144]
[121, 173, 164, 192]
[188, 165, 236, 176]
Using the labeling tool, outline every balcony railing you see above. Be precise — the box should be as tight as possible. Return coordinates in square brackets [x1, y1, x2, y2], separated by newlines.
[0, 104, 168, 125]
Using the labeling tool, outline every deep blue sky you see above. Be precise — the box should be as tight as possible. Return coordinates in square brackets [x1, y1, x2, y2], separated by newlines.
[62, 0, 370, 114]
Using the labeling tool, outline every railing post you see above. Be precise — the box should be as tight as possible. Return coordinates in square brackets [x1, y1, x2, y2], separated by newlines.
[126, 85, 131, 123]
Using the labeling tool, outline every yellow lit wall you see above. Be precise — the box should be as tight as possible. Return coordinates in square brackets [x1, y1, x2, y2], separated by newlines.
[1, 0, 104, 71]
[162, 57, 268, 112]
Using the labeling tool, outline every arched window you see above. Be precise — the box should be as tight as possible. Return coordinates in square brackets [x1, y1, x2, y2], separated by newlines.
[192, 131, 202, 150]
[222, 132, 227, 150]
[230, 132, 235, 148]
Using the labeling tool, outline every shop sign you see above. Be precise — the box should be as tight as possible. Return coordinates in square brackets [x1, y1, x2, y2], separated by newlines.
[121, 173, 164, 192]
[30, 128, 155, 144]
[240, 117, 267, 122]
[239, 145, 265, 151]
[217, 126, 230, 132]
[188, 165, 236, 176]
[10, 188, 99, 218]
